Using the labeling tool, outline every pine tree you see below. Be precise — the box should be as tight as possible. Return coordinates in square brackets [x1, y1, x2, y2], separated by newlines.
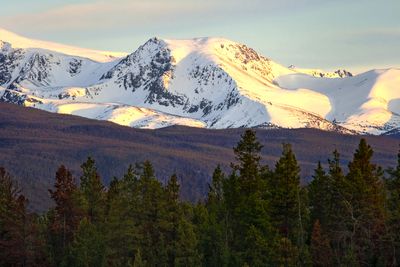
[65, 158, 107, 267]
[67, 218, 106, 267]
[344, 139, 386, 264]
[322, 149, 349, 264]
[136, 160, 169, 266]
[105, 170, 139, 267]
[202, 165, 230, 267]
[310, 220, 333, 267]
[269, 144, 302, 240]
[0, 168, 47, 266]
[164, 173, 201, 266]
[309, 162, 330, 228]
[174, 204, 201, 267]
[385, 147, 400, 265]
[48, 165, 82, 264]
[207, 165, 225, 205]
[224, 130, 272, 266]
[79, 157, 105, 223]
[165, 173, 180, 266]
[232, 129, 263, 195]
[269, 143, 307, 266]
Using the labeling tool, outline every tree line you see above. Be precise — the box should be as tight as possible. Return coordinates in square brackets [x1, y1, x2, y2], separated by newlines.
[1, 129, 400, 266]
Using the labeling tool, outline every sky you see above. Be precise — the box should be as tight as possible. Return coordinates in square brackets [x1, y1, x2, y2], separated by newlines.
[0, 0, 399, 73]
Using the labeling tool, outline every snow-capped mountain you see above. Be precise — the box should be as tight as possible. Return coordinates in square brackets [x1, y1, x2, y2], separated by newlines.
[0, 28, 399, 135]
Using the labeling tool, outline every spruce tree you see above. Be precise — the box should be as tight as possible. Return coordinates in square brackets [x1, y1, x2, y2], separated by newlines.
[269, 144, 302, 240]
[385, 148, 400, 265]
[232, 129, 263, 195]
[202, 165, 229, 267]
[207, 165, 225, 205]
[269, 143, 306, 266]
[224, 130, 272, 266]
[310, 220, 333, 267]
[345, 139, 386, 264]
[309, 162, 330, 228]
[67, 218, 106, 267]
[0, 168, 47, 266]
[165, 173, 180, 266]
[66, 158, 107, 267]
[79, 157, 105, 223]
[48, 165, 82, 265]
[136, 160, 169, 266]
[105, 167, 139, 267]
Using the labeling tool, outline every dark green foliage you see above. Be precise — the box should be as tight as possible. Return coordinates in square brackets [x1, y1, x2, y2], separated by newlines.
[0, 130, 399, 266]
[79, 157, 106, 223]
[48, 165, 82, 265]
[269, 144, 302, 240]
[385, 147, 400, 265]
[0, 168, 48, 266]
[200, 165, 230, 267]
[268, 144, 310, 265]
[104, 168, 139, 267]
[224, 130, 273, 266]
[310, 220, 333, 267]
[309, 162, 330, 228]
[66, 218, 106, 267]
[2, 101, 399, 213]
[344, 139, 386, 265]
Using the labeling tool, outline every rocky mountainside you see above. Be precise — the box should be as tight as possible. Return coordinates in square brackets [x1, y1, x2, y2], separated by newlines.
[1, 28, 399, 134]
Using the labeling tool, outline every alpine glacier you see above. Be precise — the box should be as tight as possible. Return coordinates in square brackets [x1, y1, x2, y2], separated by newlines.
[0, 28, 399, 134]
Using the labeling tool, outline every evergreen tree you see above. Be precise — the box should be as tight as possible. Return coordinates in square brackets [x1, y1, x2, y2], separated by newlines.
[322, 149, 349, 265]
[0, 168, 48, 266]
[164, 173, 200, 266]
[232, 129, 263, 195]
[269, 143, 307, 266]
[224, 130, 272, 266]
[173, 204, 201, 266]
[65, 158, 107, 267]
[269, 145, 302, 239]
[48, 165, 82, 265]
[105, 169, 139, 267]
[79, 157, 105, 223]
[385, 147, 400, 265]
[66, 218, 106, 267]
[310, 220, 333, 267]
[309, 162, 330, 228]
[136, 160, 169, 266]
[207, 165, 224, 205]
[165, 173, 180, 266]
[346, 139, 386, 264]
[201, 165, 230, 267]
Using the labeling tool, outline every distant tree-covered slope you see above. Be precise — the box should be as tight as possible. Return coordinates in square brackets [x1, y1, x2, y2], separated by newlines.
[0, 102, 398, 211]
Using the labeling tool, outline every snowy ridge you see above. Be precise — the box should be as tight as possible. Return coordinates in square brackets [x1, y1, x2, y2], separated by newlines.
[0, 28, 126, 62]
[0, 30, 399, 134]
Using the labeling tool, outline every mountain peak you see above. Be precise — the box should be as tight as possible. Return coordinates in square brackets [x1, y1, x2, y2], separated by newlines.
[0, 30, 398, 135]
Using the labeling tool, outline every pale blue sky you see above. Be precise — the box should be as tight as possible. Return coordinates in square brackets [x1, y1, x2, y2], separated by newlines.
[0, 0, 399, 73]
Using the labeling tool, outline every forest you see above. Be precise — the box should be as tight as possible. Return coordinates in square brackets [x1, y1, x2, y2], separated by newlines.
[1, 129, 400, 266]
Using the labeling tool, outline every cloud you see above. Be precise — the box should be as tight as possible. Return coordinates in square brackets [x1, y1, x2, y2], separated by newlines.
[0, 1, 210, 32]
[0, 0, 321, 34]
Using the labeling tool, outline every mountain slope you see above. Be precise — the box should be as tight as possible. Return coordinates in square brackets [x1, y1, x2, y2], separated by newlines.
[0, 30, 399, 134]
[0, 102, 399, 211]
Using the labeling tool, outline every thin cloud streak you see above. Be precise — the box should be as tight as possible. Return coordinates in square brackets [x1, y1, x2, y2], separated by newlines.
[0, 0, 321, 33]
[0, 0, 397, 72]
